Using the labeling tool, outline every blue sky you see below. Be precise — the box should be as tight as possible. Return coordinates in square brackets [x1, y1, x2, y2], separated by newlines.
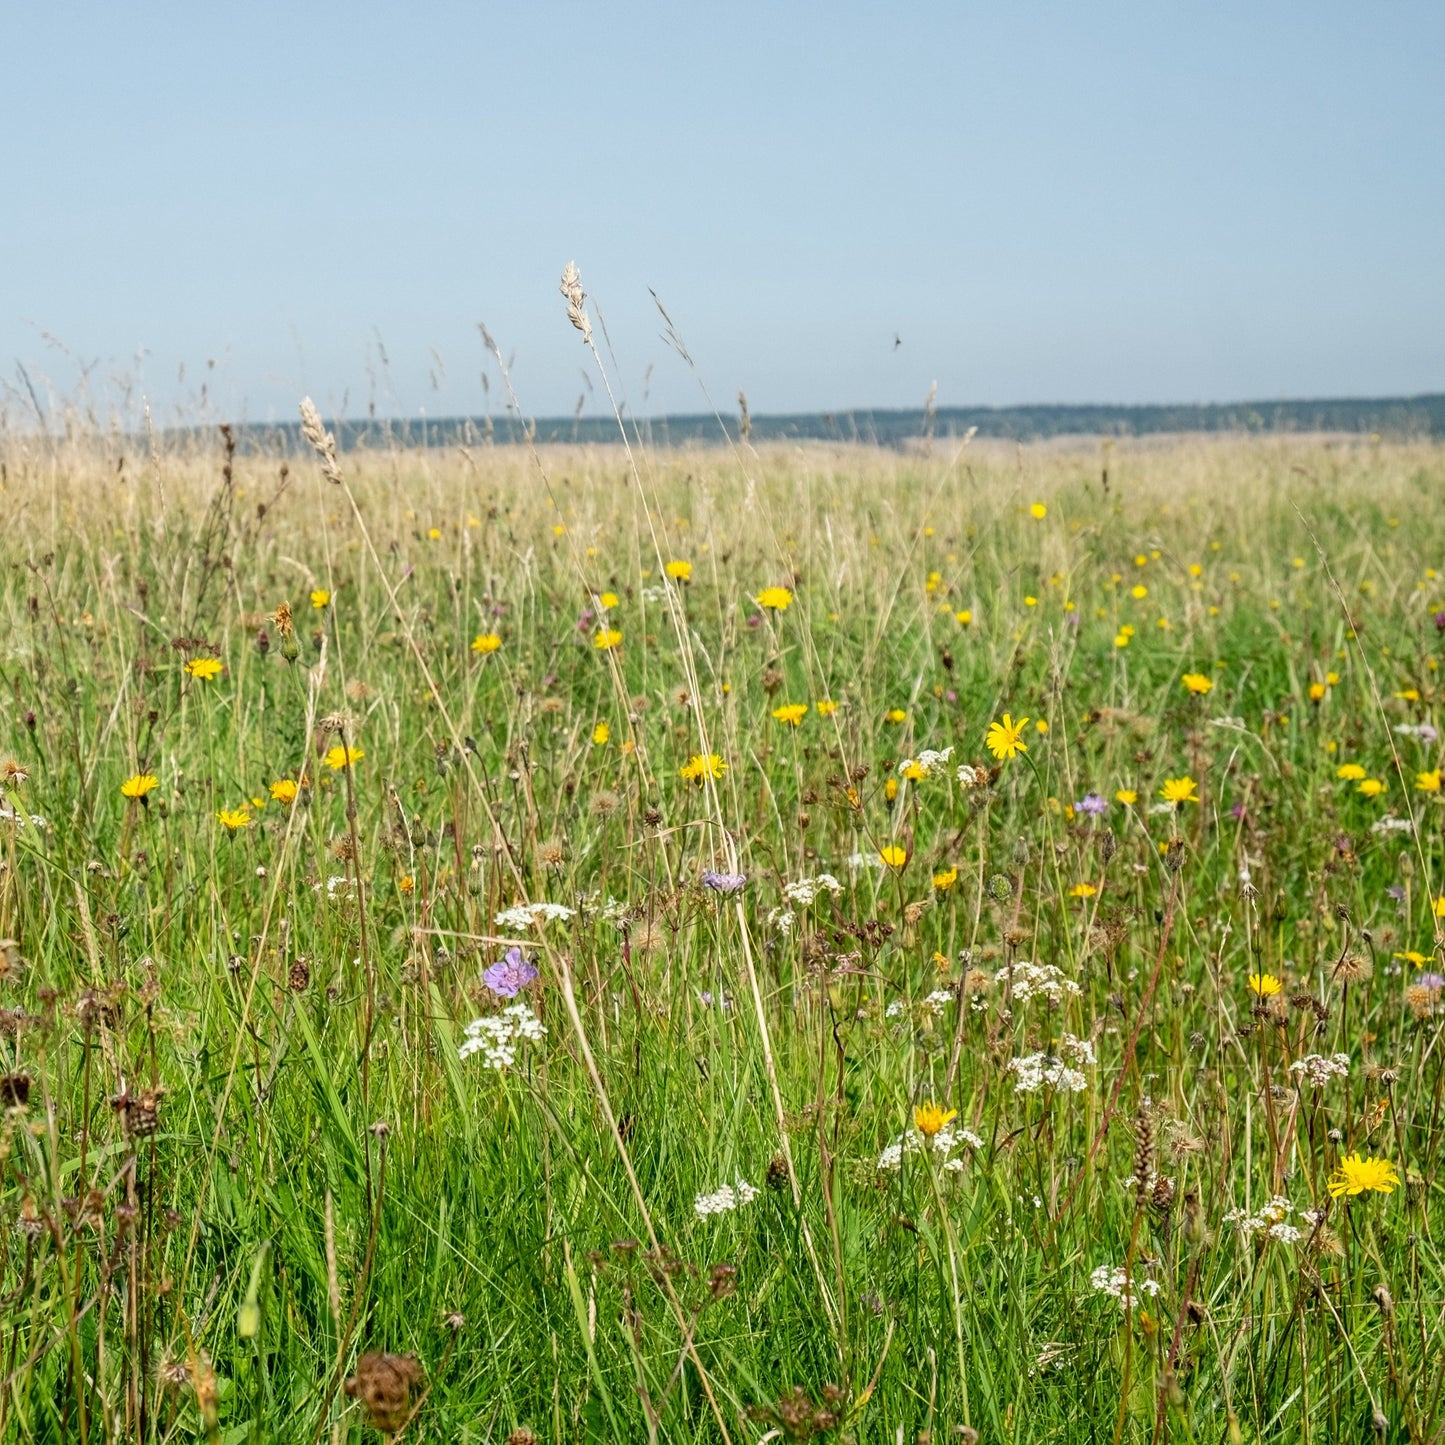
[4, 1, 1442, 425]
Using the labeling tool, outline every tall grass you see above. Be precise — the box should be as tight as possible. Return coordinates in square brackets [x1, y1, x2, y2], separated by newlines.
[0, 421, 1442, 1442]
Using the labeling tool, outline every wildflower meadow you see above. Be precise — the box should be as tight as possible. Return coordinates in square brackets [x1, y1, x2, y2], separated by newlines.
[1, 409, 1443, 1442]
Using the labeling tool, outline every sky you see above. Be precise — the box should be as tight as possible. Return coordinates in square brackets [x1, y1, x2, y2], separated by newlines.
[3, 1, 1443, 427]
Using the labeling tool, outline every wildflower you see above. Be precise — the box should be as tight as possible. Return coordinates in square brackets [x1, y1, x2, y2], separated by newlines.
[755, 586, 793, 611]
[217, 808, 251, 832]
[782, 875, 843, 906]
[885, 708, 907, 724]
[1249, 973, 1283, 997]
[483, 947, 539, 998]
[1182, 673, 1213, 695]
[1327, 1153, 1400, 1198]
[591, 723, 612, 749]
[772, 703, 807, 726]
[1115, 789, 1137, 805]
[1076, 793, 1107, 816]
[665, 559, 692, 581]
[955, 609, 973, 626]
[597, 591, 619, 609]
[680, 753, 726, 783]
[985, 713, 1029, 760]
[325, 745, 363, 770]
[996, 960, 1081, 1004]
[1336, 763, 1367, 780]
[593, 628, 622, 651]
[269, 779, 299, 803]
[914, 1101, 957, 1137]
[815, 699, 839, 716]
[310, 589, 331, 609]
[495, 902, 576, 930]
[471, 633, 502, 654]
[1309, 682, 1326, 701]
[1029, 502, 1047, 519]
[879, 845, 908, 868]
[700, 870, 747, 894]
[1008, 1038, 1093, 1093]
[1436, 896, 1445, 919]
[694, 1179, 759, 1218]
[1290, 1053, 1350, 1087]
[1357, 778, 1386, 797]
[932, 867, 958, 890]
[1417, 771, 1441, 791]
[458, 1002, 547, 1068]
[956, 764, 983, 788]
[185, 657, 223, 681]
[121, 773, 159, 800]
[1159, 776, 1199, 805]
[1068, 882, 1097, 898]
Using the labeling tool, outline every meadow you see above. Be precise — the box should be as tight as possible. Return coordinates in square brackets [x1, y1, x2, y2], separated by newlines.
[0, 420, 1442, 1443]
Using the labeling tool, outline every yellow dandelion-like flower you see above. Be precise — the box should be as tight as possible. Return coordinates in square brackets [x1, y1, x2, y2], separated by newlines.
[885, 708, 907, 724]
[1160, 776, 1199, 805]
[269, 779, 298, 803]
[1029, 502, 1047, 519]
[884, 776, 899, 801]
[1336, 763, 1366, 780]
[1356, 778, 1385, 797]
[217, 807, 251, 832]
[914, 1101, 957, 1138]
[121, 773, 159, 800]
[755, 586, 794, 611]
[1181, 673, 1213, 695]
[310, 589, 331, 609]
[471, 633, 502, 654]
[324, 745, 364, 771]
[985, 713, 1028, 760]
[772, 703, 807, 726]
[185, 657, 223, 681]
[1327, 1153, 1399, 1198]
[679, 753, 726, 784]
[597, 591, 619, 609]
[1248, 973, 1283, 997]
[594, 628, 623, 651]
[955, 609, 973, 626]
[1416, 770, 1441, 792]
[1115, 788, 1137, 805]
[1068, 882, 1097, 898]
[665, 559, 692, 581]
[879, 845, 908, 868]
[592, 722, 610, 746]
[932, 867, 958, 890]
[901, 761, 926, 782]
[1309, 682, 1326, 701]
[815, 699, 839, 717]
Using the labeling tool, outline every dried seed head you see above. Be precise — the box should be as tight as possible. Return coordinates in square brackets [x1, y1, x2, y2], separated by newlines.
[1333, 952, 1372, 986]
[298, 397, 343, 485]
[559, 262, 592, 343]
[344, 1353, 423, 1435]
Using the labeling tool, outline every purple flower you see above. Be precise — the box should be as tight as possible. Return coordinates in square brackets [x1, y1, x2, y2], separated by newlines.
[483, 946, 538, 998]
[1386, 885, 1407, 902]
[1419, 724, 1439, 745]
[1419, 973, 1445, 991]
[701, 870, 748, 895]
[1075, 793, 1107, 816]
[1434, 611, 1445, 633]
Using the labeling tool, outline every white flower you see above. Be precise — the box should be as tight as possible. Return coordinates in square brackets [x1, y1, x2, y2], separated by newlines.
[458, 1002, 548, 1069]
[956, 764, 983, 788]
[876, 1123, 981, 1172]
[1090, 1264, 1161, 1309]
[1371, 816, 1414, 836]
[783, 874, 843, 906]
[495, 902, 576, 930]
[694, 1178, 758, 1218]
[1289, 1052, 1350, 1087]
[899, 747, 954, 778]
[1223, 1195, 1301, 1240]
[996, 961, 1081, 1005]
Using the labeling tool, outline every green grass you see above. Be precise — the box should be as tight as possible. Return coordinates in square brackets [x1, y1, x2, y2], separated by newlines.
[0, 430, 1443, 1442]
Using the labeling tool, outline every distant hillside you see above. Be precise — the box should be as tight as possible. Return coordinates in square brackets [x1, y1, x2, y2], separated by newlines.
[222, 392, 1445, 454]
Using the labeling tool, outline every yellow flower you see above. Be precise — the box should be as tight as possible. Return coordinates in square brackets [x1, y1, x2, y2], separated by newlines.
[885, 708, 907, 724]
[398, 875, 415, 894]
[1029, 502, 1047, 519]
[879, 845, 908, 868]
[269, 779, 298, 803]
[884, 776, 899, 801]
[1416, 770, 1441, 792]
[1396, 950, 1429, 966]
[1035, 719, 1049, 734]
[472, 633, 503, 655]
[815, 699, 839, 717]
[217, 807, 251, 832]
[553, 524, 566, 536]
[1433, 896, 1445, 918]
[1113, 632, 1131, 648]
[1356, 778, 1385, 797]
[773, 703, 807, 726]
[428, 527, 442, 540]
[955, 609, 973, 626]
[1131, 585, 1148, 600]
[121, 773, 159, 800]
[901, 761, 925, 782]
[594, 628, 623, 651]
[665, 559, 692, 581]
[598, 591, 620, 609]
[680, 753, 726, 783]
[1115, 789, 1137, 805]
[1248, 973, 1282, 997]
[310, 589, 331, 609]
[1309, 682, 1326, 701]
[1160, 776, 1199, 805]
[1327, 1153, 1400, 1198]
[324, 745, 364, 770]
[1068, 882, 1097, 898]
[755, 586, 794, 611]
[1336, 762, 1366, 780]
[592, 722, 610, 746]
[932, 867, 958, 890]
[1182, 673, 1213, 695]
[185, 657, 223, 681]
[985, 713, 1028, 760]
[914, 1101, 957, 1138]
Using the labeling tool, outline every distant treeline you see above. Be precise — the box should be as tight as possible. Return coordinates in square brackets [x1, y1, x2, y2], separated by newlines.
[209, 393, 1445, 454]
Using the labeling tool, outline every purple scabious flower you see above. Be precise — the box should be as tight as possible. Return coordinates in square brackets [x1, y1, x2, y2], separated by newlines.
[701, 870, 748, 895]
[1075, 793, 1107, 816]
[483, 946, 538, 998]
[1419, 972, 1445, 991]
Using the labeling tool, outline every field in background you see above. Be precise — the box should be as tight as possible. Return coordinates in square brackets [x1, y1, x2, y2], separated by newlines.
[0, 430, 1442, 1442]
